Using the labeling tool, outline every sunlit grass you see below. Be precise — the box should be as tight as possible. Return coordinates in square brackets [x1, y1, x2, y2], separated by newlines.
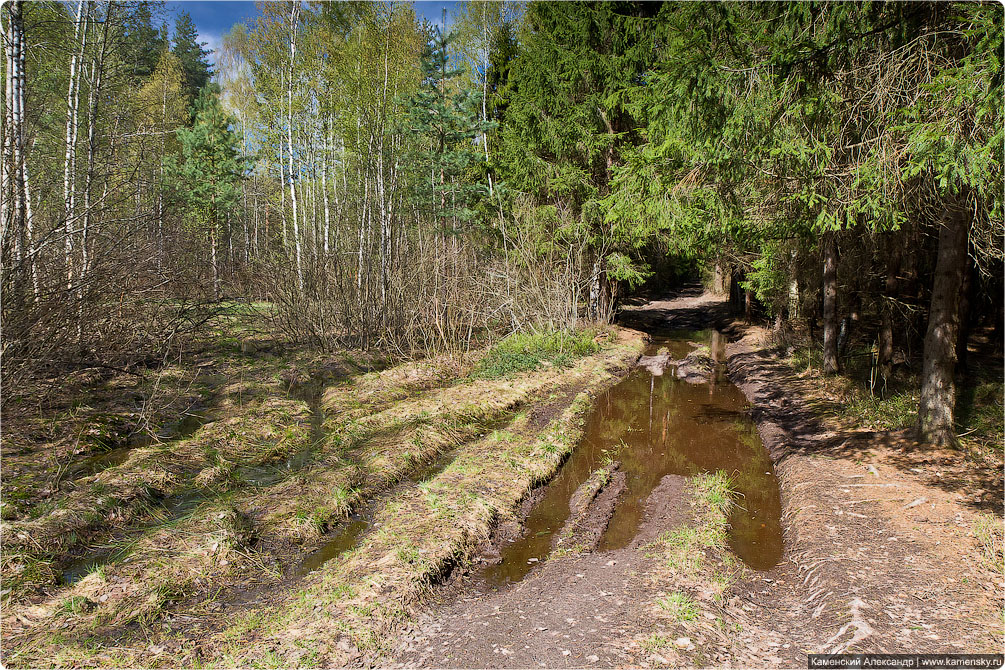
[973, 513, 1004, 573]
[471, 329, 601, 379]
[657, 592, 699, 622]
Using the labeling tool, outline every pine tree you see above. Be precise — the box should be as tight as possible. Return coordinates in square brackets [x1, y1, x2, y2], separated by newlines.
[172, 11, 213, 101]
[170, 85, 245, 299]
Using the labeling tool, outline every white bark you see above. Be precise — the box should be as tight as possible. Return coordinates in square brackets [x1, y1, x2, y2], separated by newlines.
[480, 4, 493, 197]
[15, 8, 34, 298]
[287, 1, 303, 292]
[321, 138, 331, 258]
[63, 0, 87, 290]
[8, 1, 24, 265]
[1, 4, 12, 242]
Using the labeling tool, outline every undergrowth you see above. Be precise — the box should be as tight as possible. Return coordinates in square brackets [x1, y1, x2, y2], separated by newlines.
[657, 592, 699, 622]
[470, 330, 601, 379]
[786, 342, 1003, 457]
[973, 513, 1004, 574]
[844, 391, 919, 431]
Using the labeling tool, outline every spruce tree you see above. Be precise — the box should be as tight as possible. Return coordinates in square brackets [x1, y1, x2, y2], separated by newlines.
[399, 26, 493, 232]
[124, 2, 167, 80]
[172, 11, 213, 101]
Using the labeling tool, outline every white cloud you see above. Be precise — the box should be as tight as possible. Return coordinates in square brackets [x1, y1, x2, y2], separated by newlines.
[200, 31, 223, 66]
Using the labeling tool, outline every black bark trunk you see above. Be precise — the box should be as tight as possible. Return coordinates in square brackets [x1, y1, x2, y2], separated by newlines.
[917, 205, 969, 446]
[822, 233, 840, 373]
[878, 235, 902, 383]
[955, 257, 975, 374]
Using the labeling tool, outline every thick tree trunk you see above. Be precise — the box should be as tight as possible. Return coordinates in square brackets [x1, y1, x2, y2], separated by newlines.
[822, 232, 840, 374]
[917, 205, 969, 446]
[712, 260, 728, 295]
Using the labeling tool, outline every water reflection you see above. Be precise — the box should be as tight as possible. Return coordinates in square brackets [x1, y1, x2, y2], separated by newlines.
[478, 330, 783, 588]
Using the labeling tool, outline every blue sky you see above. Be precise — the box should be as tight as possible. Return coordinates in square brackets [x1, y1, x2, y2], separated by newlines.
[164, 1, 459, 65]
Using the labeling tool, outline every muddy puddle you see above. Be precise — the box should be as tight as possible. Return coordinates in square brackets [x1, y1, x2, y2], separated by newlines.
[67, 410, 208, 481]
[284, 373, 328, 448]
[61, 373, 333, 584]
[236, 373, 332, 487]
[294, 450, 458, 576]
[59, 492, 207, 585]
[478, 330, 783, 588]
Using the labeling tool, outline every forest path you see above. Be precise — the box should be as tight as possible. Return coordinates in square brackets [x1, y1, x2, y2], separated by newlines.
[386, 288, 1003, 668]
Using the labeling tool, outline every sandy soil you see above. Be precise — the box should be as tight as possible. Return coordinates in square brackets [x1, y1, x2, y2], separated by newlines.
[720, 327, 1003, 663]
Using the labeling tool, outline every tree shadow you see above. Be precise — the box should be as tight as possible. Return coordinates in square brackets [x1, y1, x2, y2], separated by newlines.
[729, 345, 1003, 516]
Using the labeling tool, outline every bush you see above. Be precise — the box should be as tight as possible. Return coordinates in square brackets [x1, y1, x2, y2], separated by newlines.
[471, 330, 601, 379]
[843, 391, 919, 431]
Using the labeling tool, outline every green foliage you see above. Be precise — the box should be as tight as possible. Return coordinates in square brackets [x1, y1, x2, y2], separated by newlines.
[398, 25, 493, 228]
[741, 240, 793, 316]
[471, 330, 600, 379]
[172, 11, 213, 101]
[123, 2, 167, 80]
[490, 2, 668, 284]
[690, 471, 734, 521]
[973, 513, 1004, 573]
[897, 3, 1003, 274]
[605, 252, 651, 288]
[843, 391, 920, 432]
[58, 596, 95, 616]
[168, 85, 246, 234]
[657, 592, 699, 622]
[956, 381, 1005, 455]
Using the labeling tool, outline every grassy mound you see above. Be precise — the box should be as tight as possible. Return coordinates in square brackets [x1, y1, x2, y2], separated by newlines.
[471, 330, 602, 379]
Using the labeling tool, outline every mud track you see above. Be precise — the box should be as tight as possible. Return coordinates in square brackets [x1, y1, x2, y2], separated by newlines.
[388, 287, 1003, 668]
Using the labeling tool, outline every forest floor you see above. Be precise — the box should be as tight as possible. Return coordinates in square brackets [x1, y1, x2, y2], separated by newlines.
[386, 288, 1004, 668]
[0, 307, 646, 667]
[1, 292, 1002, 668]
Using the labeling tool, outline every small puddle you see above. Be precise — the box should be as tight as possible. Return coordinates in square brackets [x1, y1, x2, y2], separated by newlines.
[479, 329, 783, 588]
[68, 410, 208, 481]
[285, 373, 329, 448]
[237, 373, 333, 488]
[59, 492, 206, 585]
[294, 450, 458, 577]
[60, 546, 123, 585]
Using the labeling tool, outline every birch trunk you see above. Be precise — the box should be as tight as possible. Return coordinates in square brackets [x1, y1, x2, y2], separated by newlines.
[7, 1, 24, 268]
[1, 4, 12, 242]
[287, 2, 303, 292]
[321, 140, 331, 258]
[63, 1, 87, 291]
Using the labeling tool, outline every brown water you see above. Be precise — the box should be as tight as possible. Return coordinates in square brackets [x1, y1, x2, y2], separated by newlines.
[477, 330, 783, 588]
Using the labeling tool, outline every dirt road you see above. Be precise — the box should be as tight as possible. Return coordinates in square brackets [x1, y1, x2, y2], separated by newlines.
[388, 289, 1003, 668]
